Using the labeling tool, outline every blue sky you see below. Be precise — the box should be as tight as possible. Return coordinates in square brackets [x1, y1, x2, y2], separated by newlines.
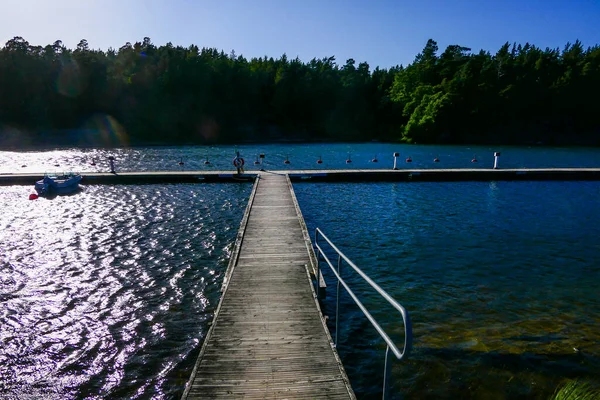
[1, 0, 599, 69]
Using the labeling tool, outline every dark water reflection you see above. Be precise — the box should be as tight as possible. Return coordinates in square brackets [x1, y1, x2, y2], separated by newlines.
[0, 183, 250, 399]
[294, 181, 600, 399]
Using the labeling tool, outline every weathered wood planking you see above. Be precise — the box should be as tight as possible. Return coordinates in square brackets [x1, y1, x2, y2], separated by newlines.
[182, 173, 355, 399]
[3, 168, 600, 186]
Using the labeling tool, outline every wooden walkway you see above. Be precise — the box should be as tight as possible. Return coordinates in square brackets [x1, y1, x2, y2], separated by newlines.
[182, 173, 355, 399]
[3, 168, 600, 185]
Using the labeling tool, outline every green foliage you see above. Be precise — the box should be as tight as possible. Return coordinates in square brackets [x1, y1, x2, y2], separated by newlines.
[0, 37, 400, 145]
[0, 36, 599, 146]
[389, 38, 600, 145]
[403, 90, 453, 143]
[551, 380, 600, 400]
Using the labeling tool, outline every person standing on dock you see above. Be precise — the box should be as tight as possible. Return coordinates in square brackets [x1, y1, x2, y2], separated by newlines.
[108, 156, 116, 174]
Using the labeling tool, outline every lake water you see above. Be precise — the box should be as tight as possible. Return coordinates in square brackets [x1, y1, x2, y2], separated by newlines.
[1, 144, 599, 399]
[0, 183, 251, 399]
[294, 181, 600, 399]
[2, 143, 600, 173]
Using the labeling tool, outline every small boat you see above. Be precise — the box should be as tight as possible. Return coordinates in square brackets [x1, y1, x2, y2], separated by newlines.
[35, 172, 82, 196]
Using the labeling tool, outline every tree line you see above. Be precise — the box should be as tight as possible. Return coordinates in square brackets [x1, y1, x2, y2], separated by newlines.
[0, 36, 599, 147]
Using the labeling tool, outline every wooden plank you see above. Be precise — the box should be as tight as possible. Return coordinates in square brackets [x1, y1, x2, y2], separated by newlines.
[182, 173, 355, 399]
[4, 168, 600, 185]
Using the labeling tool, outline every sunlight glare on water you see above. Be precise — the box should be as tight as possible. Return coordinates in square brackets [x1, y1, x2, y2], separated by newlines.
[2, 144, 600, 174]
[0, 183, 250, 399]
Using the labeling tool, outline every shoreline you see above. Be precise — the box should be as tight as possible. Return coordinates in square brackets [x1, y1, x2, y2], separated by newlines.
[2, 141, 600, 152]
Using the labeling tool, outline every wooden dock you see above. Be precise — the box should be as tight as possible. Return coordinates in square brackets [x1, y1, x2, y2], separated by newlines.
[2, 168, 600, 186]
[181, 173, 355, 399]
[284, 168, 600, 182]
[0, 171, 253, 185]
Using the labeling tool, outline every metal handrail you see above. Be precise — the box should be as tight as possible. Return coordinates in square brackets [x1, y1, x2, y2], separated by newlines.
[315, 227, 412, 400]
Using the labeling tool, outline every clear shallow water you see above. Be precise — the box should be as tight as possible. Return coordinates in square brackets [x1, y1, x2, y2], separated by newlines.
[294, 181, 600, 399]
[0, 183, 251, 399]
[1, 143, 600, 174]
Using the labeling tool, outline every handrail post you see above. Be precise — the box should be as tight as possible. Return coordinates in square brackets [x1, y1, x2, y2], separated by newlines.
[335, 254, 342, 346]
[316, 256, 321, 299]
[382, 346, 392, 400]
[315, 229, 320, 299]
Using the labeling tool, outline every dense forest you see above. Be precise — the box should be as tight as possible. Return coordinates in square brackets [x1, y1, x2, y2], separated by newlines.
[0, 36, 599, 147]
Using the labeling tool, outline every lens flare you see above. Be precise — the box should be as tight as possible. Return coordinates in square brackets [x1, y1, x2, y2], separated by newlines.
[84, 114, 130, 147]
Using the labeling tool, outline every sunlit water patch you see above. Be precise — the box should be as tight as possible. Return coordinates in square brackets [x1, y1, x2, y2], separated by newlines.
[0, 183, 251, 399]
[294, 181, 600, 399]
[2, 144, 600, 174]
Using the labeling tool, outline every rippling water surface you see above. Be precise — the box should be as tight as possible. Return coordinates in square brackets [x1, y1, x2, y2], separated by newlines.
[2, 144, 600, 399]
[0, 183, 251, 399]
[294, 181, 600, 399]
[1, 143, 600, 174]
